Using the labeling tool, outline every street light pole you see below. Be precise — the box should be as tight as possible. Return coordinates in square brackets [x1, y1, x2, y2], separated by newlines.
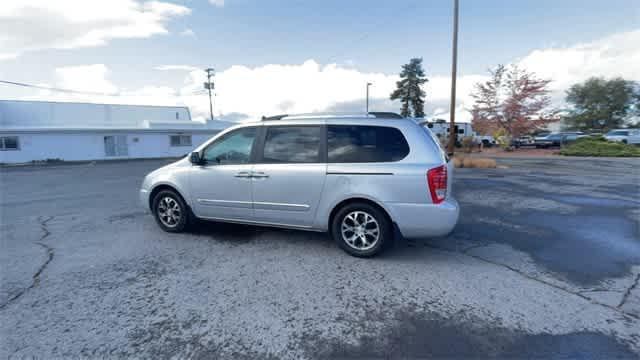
[366, 82, 372, 115]
[447, 0, 459, 155]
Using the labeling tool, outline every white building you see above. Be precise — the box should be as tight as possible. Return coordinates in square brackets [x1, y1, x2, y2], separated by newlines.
[0, 100, 234, 164]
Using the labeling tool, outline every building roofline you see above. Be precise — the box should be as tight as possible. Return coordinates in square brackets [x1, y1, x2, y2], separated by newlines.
[0, 98, 190, 111]
[0, 127, 221, 134]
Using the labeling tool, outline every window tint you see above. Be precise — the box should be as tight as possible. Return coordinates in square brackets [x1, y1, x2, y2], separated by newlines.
[203, 127, 256, 165]
[327, 125, 409, 163]
[262, 126, 321, 163]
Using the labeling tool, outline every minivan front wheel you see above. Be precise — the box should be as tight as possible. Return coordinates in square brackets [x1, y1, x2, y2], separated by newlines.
[332, 202, 391, 257]
[152, 190, 189, 232]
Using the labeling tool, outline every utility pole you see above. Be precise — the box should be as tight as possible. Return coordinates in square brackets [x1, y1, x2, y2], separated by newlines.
[366, 82, 372, 114]
[447, 0, 459, 155]
[204, 68, 215, 121]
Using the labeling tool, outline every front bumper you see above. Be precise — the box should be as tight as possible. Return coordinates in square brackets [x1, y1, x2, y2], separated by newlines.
[386, 198, 460, 239]
[139, 189, 150, 211]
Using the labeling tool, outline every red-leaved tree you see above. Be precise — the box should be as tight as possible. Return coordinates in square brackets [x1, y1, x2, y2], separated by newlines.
[471, 65, 558, 137]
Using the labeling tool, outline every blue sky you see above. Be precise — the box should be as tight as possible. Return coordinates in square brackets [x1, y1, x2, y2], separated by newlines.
[0, 0, 638, 121]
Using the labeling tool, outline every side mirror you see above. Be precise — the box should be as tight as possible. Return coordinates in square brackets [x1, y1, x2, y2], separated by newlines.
[189, 151, 202, 165]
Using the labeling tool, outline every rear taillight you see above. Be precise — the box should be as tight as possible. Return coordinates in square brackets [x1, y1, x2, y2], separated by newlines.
[427, 165, 447, 204]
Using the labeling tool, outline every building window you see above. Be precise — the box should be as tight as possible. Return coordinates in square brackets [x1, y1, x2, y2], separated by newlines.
[104, 135, 128, 156]
[0, 136, 20, 151]
[170, 135, 192, 147]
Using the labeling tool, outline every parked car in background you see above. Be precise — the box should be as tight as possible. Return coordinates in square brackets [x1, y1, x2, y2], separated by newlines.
[605, 129, 640, 145]
[533, 132, 551, 143]
[140, 113, 460, 257]
[512, 135, 535, 148]
[534, 132, 586, 148]
[475, 135, 495, 148]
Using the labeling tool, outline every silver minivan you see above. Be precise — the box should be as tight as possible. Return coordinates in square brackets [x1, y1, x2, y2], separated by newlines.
[140, 114, 459, 257]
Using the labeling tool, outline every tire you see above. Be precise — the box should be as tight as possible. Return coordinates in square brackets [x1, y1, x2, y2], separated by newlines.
[152, 189, 190, 232]
[622, 139, 628, 144]
[331, 202, 392, 258]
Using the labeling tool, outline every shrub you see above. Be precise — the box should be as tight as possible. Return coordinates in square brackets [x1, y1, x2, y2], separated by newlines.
[559, 138, 640, 157]
[493, 128, 513, 151]
[453, 156, 497, 168]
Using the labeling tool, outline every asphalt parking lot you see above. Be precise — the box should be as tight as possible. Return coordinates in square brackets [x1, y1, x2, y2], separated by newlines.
[1, 157, 639, 359]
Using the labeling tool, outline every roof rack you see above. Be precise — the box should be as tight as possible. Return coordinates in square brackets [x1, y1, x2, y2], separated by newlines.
[367, 112, 404, 119]
[260, 112, 404, 121]
[261, 114, 289, 121]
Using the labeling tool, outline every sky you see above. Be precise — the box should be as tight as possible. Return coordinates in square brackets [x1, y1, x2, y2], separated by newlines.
[0, 0, 639, 123]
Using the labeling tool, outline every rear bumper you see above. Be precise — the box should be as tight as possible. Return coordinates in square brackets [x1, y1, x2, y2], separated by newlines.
[386, 198, 459, 239]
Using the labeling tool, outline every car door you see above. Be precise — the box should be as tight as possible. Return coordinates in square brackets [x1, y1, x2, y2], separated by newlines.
[251, 125, 327, 228]
[189, 126, 258, 221]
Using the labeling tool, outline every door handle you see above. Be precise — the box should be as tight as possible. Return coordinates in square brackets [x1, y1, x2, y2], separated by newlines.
[234, 171, 252, 178]
[251, 172, 269, 178]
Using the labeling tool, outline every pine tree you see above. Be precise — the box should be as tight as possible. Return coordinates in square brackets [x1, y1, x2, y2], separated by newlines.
[390, 58, 428, 118]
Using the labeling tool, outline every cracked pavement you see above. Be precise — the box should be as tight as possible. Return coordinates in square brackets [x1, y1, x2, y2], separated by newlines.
[0, 157, 639, 358]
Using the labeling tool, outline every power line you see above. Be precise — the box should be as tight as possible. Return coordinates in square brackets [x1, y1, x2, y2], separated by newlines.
[0, 78, 209, 97]
[0, 79, 119, 96]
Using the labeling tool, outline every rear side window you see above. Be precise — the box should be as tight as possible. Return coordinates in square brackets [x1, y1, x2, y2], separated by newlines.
[327, 125, 409, 163]
[262, 126, 321, 163]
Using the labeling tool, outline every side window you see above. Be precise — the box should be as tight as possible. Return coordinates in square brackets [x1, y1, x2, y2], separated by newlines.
[202, 127, 257, 165]
[262, 126, 321, 163]
[327, 125, 410, 163]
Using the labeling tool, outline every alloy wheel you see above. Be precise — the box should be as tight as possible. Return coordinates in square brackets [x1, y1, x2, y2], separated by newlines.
[340, 211, 380, 251]
[157, 196, 182, 228]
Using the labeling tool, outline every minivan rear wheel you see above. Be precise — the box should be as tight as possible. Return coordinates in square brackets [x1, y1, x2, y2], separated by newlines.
[152, 189, 190, 232]
[332, 202, 391, 257]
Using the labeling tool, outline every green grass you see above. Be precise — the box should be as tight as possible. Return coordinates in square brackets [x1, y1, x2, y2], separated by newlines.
[559, 137, 640, 157]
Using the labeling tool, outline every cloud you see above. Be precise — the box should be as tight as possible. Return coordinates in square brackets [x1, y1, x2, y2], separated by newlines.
[12, 29, 640, 124]
[180, 28, 195, 37]
[155, 65, 200, 71]
[55, 64, 119, 94]
[516, 29, 640, 102]
[0, 0, 190, 60]
[209, 0, 225, 8]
